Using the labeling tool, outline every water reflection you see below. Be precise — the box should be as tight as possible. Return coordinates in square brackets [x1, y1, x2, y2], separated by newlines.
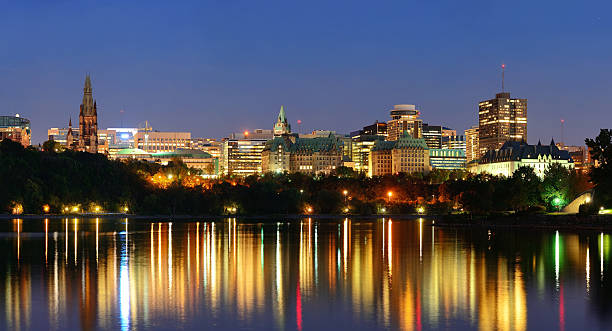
[0, 218, 611, 330]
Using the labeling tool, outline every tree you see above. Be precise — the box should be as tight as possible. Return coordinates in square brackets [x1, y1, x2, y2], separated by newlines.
[509, 166, 542, 211]
[42, 140, 64, 152]
[586, 129, 612, 207]
[541, 163, 571, 210]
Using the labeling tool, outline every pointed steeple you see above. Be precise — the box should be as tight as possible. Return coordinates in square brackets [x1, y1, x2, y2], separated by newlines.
[278, 105, 287, 123]
[68, 117, 72, 127]
[537, 140, 541, 146]
[550, 138, 555, 146]
[273, 105, 291, 136]
[85, 74, 91, 90]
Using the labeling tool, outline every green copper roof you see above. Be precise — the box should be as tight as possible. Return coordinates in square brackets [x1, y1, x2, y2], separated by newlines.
[371, 140, 396, 151]
[152, 148, 212, 159]
[395, 132, 430, 149]
[278, 105, 286, 123]
[264, 134, 342, 153]
[116, 148, 150, 155]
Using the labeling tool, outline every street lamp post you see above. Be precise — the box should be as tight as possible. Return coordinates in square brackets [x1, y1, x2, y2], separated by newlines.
[387, 191, 393, 203]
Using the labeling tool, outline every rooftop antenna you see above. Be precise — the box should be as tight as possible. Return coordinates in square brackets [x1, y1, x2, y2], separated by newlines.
[560, 118, 565, 147]
[501, 63, 506, 92]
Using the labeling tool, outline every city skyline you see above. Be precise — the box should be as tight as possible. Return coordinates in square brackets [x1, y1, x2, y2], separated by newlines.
[1, 1, 610, 145]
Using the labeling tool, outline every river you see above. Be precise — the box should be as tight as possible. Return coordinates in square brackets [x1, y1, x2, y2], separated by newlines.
[0, 217, 610, 330]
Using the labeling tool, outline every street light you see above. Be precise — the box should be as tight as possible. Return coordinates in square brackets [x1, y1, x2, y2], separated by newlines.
[387, 191, 393, 203]
[417, 206, 425, 214]
[553, 197, 562, 212]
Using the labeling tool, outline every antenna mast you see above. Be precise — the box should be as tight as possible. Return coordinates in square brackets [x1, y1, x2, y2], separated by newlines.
[501, 63, 505, 92]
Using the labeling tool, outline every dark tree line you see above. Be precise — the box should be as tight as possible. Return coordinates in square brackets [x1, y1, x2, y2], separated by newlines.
[0, 138, 594, 216]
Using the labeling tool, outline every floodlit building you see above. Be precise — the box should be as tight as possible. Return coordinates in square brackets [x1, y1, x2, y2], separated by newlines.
[443, 135, 466, 150]
[557, 143, 589, 173]
[0, 114, 31, 147]
[135, 130, 191, 153]
[478, 92, 527, 157]
[429, 149, 466, 170]
[351, 134, 385, 174]
[387, 104, 422, 141]
[191, 138, 221, 159]
[465, 126, 479, 163]
[468, 140, 573, 178]
[273, 105, 291, 136]
[77, 75, 99, 153]
[301, 130, 351, 160]
[422, 124, 442, 149]
[262, 134, 344, 175]
[367, 132, 431, 176]
[349, 121, 389, 173]
[221, 129, 273, 176]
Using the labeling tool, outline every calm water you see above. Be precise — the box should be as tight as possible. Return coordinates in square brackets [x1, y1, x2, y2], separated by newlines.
[0, 218, 611, 330]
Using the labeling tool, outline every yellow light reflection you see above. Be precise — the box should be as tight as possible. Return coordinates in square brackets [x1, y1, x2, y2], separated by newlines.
[586, 247, 590, 293]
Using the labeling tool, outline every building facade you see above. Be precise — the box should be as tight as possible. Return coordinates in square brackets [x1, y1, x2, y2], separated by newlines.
[422, 124, 442, 149]
[78, 75, 99, 153]
[387, 104, 422, 141]
[0, 115, 30, 147]
[262, 134, 344, 175]
[478, 92, 527, 157]
[429, 148, 466, 170]
[367, 133, 431, 176]
[221, 129, 273, 176]
[469, 140, 573, 178]
[442, 135, 466, 150]
[135, 130, 191, 153]
[465, 126, 479, 163]
[191, 138, 221, 159]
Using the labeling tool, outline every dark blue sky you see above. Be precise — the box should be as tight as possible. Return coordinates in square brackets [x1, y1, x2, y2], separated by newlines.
[1, 0, 610, 145]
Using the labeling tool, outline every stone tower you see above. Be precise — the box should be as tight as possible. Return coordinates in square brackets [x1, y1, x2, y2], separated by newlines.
[66, 117, 74, 148]
[273, 105, 291, 136]
[78, 75, 98, 153]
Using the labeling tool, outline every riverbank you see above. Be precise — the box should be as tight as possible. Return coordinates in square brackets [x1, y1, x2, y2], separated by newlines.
[0, 213, 423, 221]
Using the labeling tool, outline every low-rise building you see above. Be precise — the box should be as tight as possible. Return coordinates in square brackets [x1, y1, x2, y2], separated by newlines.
[429, 148, 466, 170]
[367, 132, 431, 176]
[468, 140, 573, 178]
[262, 134, 344, 175]
[135, 130, 191, 153]
[1, 115, 31, 147]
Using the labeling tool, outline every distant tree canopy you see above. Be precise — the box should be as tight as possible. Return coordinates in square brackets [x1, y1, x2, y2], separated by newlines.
[586, 129, 612, 208]
[0, 138, 592, 216]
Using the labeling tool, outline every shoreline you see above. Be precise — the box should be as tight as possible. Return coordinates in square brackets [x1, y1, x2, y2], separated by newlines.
[2, 213, 612, 230]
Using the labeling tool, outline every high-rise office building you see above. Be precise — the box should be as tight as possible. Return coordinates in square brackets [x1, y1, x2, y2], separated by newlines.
[465, 126, 479, 163]
[386, 104, 422, 141]
[221, 129, 273, 176]
[422, 124, 442, 149]
[442, 135, 466, 150]
[478, 92, 527, 156]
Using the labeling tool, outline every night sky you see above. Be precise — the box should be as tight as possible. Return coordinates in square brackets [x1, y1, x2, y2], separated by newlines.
[1, 0, 610, 145]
